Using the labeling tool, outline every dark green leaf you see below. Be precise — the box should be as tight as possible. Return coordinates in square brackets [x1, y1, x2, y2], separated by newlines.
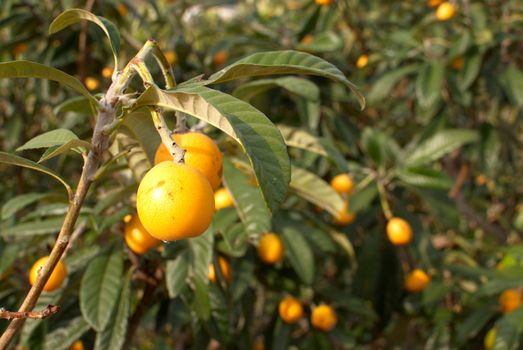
[166, 252, 189, 298]
[0, 152, 72, 197]
[204, 50, 364, 109]
[80, 250, 124, 331]
[416, 62, 445, 108]
[17, 129, 80, 151]
[223, 158, 271, 239]
[49, 9, 120, 68]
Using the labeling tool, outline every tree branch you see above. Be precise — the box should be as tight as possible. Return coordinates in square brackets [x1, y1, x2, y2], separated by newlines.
[0, 305, 60, 321]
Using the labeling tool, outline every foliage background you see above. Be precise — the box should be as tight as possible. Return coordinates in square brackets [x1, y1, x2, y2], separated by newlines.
[0, 0, 522, 349]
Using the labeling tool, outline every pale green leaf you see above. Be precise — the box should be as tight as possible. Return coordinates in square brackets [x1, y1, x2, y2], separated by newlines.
[38, 139, 90, 163]
[404, 129, 477, 166]
[0, 61, 95, 102]
[289, 166, 344, 216]
[17, 129, 79, 151]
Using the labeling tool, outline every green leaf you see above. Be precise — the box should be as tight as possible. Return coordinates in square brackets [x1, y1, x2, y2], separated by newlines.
[416, 62, 445, 108]
[396, 167, 454, 190]
[295, 31, 343, 53]
[0, 61, 95, 102]
[187, 228, 213, 320]
[43, 317, 90, 350]
[367, 65, 419, 104]
[276, 217, 315, 284]
[17, 129, 80, 151]
[223, 158, 271, 239]
[54, 96, 96, 116]
[49, 9, 120, 68]
[404, 129, 477, 166]
[1, 217, 66, 237]
[457, 52, 482, 92]
[204, 50, 365, 109]
[233, 77, 319, 101]
[94, 269, 132, 350]
[133, 85, 290, 211]
[166, 252, 189, 298]
[38, 139, 90, 163]
[120, 110, 159, 165]
[0, 152, 72, 197]
[80, 250, 124, 331]
[1, 192, 60, 220]
[289, 166, 343, 216]
[278, 124, 348, 171]
[493, 308, 523, 350]
[499, 64, 523, 108]
[455, 308, 495, 345]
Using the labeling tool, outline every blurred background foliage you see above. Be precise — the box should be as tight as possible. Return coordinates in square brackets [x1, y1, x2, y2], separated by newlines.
[0, 0, 522, 349]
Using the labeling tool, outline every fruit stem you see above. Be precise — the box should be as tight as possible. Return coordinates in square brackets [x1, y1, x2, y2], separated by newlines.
[150, 107, 186, 163]
[377, 179, 393, 220]
[175, 111, 188, 132]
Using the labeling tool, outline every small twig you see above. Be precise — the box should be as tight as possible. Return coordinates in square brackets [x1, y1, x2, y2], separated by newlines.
[191, 119, 207, 132]
[376, 179, 393, 220]
[150, 108, 186, 163]
[0, 305, 60, 320]
[448, 163, 470, 199]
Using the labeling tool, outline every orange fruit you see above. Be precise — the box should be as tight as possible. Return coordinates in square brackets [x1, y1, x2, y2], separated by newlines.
[213, 50, 227, 66]
[315, 0, 333, 5]
[451, 55, 464, 70]
[257, 233, 284, 264]
[154, 132, 223, 190]
[499, 289, 522, 313]
[13, 43, 28, 56]
[404, 269, 431, 293]
[102, 67, 113, 79]
[278, 296, 304, 324]
[311, 304, 337, 332]
[386, 217, 413, 245]
[29, 256, 67, 292]
[427, 0, 443, 7]
[301, 35, 314, 45]
[436, 2, 456, 21]
[215, 187, 234, 210]
[475, 174, 487, 186]
[356, 54, 369, 69]
[334, 200, 356, 226]
[330, 174, 354, 195]
[70, 340, 84, 350]
[208, 256, 232, 283]
[253, 338, 265, 350]
[165, 50, 177, 65]
[116, 4, 128, 16]
[84, 77, 100, 91]
[124, 214, 161, 254]
[136, 162, 214, 241]
[484, 328, 496, 350]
